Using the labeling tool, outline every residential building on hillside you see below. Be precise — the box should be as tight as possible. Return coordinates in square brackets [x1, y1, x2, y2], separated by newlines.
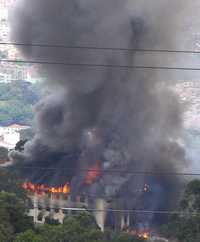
[0, 123, 30, 149]
[174, 80, 200, 129]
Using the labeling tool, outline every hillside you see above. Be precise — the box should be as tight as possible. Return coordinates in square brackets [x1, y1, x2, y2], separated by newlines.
[0, 80, 40, 126]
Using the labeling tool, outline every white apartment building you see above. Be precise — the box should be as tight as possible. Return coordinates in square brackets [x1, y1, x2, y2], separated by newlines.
[0, 72, 11, 83]
[0, 124, 30, 149]
[174, 80, 200, 128]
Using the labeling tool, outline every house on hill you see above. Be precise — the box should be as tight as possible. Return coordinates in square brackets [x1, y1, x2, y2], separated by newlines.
[0, 123, 30, 150]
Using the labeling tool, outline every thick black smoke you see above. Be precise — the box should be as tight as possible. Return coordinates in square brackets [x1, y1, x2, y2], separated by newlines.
[10, 0, 189, 227]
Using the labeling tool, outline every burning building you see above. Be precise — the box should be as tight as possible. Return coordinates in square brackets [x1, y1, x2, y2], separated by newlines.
[27, 188, 89, 225]
[23, 181, 132, 232]
[9, 0, 194, 233]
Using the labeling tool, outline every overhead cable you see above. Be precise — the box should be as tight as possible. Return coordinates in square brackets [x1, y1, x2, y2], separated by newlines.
[2, 165, 200, 176]
[32, 206, 200, 216]
[1, 58, 200, 71]
[1, 41, 200, 54]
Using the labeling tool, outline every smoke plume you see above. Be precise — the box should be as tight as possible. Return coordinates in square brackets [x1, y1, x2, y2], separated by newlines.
[10, 0, 192, 227]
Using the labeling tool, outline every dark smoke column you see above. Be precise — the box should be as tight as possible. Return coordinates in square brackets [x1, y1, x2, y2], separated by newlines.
[10, 0, 188, 227]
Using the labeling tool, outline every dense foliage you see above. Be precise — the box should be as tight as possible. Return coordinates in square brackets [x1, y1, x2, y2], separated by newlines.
[0, 169, 27, 198]
[161, 179, 200, 242]
[0, 192, 33, 241]
[0, 80, 40, 125]
[14, 213, 144, 242]
[0, 169, 33, 242]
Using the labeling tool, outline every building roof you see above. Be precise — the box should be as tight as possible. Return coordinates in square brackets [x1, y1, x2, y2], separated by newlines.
[7, 124, 30, 129]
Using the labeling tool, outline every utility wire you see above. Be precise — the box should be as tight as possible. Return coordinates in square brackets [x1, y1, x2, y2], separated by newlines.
[1, 41, 200, 54]
[1, 58, 200, 71]
[2, 165, 200, 176]
[3, 204, 198, 216]
[31, 206, 200, 216]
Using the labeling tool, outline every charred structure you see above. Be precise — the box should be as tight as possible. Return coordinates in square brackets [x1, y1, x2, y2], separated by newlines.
[10, 0, 189, 230]
[26, 190, 140, 233]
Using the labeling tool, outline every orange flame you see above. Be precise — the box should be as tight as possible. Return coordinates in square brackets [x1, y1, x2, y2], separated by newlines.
[22, 181, 70, 195]
[138, 231, 150, 240]
[127, 229, 150, 240]
[85, 160, 102, 185]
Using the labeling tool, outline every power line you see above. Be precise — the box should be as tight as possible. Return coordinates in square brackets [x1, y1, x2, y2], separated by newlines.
[1, 41, 200, 55]
[32, 206, 200, 216]
[3, 204, 198, 216]
[3, 165, 200, 176]
[1, 58, 200, 71]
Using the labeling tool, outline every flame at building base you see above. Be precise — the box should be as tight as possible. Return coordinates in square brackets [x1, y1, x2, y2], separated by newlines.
[127, 229, 150, 240]
[138, 231, 150, 240]
[22, 181, 71, 196]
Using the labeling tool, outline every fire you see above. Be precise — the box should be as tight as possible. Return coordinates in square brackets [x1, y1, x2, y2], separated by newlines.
[85, 160, 102, 185]
[127, 229, 150, 240]
[139, 231, 150, 240]
[22, 181, 70, 195]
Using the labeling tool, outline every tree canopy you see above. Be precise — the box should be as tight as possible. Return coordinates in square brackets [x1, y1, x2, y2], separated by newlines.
[0, 80, 40, 126]
[0, 169, 27, 199]
[0, 192, 33, 242]
[161, 179, 200, 242]
[14, 213, 144, 242]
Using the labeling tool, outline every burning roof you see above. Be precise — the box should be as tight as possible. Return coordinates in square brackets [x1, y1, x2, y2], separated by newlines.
[22, 181, 70, 196]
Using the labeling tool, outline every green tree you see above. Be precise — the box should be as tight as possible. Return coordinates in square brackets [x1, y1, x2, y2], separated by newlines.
[0, 192, 33, 241]
[0, 169, 33, 241]
[15, 212, 144, 242]
[161, 179, 200, 242]
[0, 192, 33, 234]
[0, 80, 40, 125]
[14, 230, 43, 242]
[0, 223, 13, 242]
[0, 169, 27, 199]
